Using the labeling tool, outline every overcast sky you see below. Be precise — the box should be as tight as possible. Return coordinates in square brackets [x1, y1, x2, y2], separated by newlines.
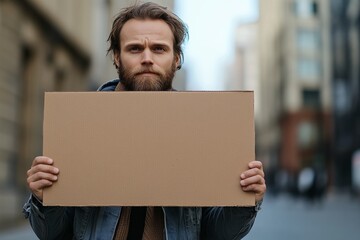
[175, 0, 259, 90]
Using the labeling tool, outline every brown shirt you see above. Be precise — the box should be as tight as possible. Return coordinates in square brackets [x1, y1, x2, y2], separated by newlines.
[113, 207, 164, 240]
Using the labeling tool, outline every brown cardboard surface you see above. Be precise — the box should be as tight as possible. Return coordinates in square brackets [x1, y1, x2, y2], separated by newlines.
[43, 91, 255, 206]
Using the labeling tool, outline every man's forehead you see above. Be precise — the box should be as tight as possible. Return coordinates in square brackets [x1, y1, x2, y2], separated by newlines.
[120, 19, 174, 43]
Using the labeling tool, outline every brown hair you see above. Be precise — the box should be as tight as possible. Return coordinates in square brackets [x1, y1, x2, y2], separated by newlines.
[107, 2, 188, 69]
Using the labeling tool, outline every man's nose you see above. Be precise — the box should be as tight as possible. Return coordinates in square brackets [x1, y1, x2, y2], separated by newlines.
[141, 49, 154, 65]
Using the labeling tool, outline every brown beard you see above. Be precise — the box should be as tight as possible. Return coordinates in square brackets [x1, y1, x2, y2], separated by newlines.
[118, 60, 177, 91]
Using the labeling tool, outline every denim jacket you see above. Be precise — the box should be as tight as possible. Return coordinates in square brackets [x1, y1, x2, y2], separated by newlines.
[22, 79, 261, 240]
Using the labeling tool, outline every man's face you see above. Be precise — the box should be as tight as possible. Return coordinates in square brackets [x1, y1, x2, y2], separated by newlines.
[115, 19, 179, 91]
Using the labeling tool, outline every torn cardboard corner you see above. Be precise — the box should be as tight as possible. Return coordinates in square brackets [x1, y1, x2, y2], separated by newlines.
[43, 91, 255, 207]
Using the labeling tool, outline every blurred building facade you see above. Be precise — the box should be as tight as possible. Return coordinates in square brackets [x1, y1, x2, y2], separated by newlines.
[0, 0, 175, 229]
[257, 0, 333, 193]
[0, 0, 91, 228]
[330, 0, 360, 189]
[225, 21, 260, 117]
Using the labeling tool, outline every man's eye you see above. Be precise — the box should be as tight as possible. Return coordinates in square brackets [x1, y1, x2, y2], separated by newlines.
[129, 47, 142, 52]
[153, 47, 165, 53]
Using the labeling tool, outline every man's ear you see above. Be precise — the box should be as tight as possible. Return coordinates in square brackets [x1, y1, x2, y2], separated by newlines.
[175, 54, 181, 70]
[114, 51, 120, 68]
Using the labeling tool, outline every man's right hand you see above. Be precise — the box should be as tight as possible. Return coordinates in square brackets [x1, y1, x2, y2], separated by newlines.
[27, 156, 59, 201]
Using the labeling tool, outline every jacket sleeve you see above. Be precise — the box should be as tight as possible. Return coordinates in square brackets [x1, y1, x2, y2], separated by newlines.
[23, 195, 75, 240]
[200, 205, 260, 240]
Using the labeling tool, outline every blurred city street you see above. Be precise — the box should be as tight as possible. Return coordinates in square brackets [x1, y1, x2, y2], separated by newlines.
[0, 192, 359, 240]
[1, 0, 360, 238]
[0, 222, 37, 240]
[245, 192, 360, 240]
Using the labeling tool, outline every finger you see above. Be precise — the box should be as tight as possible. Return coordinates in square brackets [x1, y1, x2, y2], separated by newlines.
[240, 175, 265, 187]
[241, 168, 264, 179]
[242, 182, 267, 195]
[27, 172, 58, 185]
[27, 173, 58, 196]
[29, 179, 54, 190]
[248, 160, 263, 169]
[27, 164, 59, 177]
[31, 156, 53, 168]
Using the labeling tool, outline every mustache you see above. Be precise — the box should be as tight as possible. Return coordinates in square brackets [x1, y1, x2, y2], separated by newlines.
[135, 68, 160, 75]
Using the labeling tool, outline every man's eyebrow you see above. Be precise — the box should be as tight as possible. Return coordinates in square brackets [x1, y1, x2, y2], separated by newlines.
[151, 41, 171, 46]
[151, 43, 171, 49]
[123, 42, 143, 48]
[124, 41, 171, 47]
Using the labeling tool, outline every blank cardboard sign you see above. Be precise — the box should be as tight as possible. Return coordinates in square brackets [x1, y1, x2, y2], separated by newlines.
[43, 91, 255, 206]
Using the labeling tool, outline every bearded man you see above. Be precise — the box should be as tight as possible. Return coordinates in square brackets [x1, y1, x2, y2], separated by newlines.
[23, 2, 266, 239]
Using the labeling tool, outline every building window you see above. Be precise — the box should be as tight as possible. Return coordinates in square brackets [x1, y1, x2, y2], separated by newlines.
[312, 1, 318, 15]
[302, 89, 320, 109]
[297, 59, 322, 79]
[297, 121, 319, 149]
[294, 0, 319, 18]
[297, 29, 320, 51]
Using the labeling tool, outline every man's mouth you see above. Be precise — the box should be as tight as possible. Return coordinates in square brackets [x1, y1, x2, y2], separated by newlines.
[137, 71, 158, 76]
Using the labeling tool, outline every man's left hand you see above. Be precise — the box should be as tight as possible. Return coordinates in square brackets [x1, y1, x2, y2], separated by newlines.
[240, 161, 266, 203]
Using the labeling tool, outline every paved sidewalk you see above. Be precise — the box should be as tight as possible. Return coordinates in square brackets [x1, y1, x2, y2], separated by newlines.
[244, 192, 360, 240]
[0, 223, 38, 240]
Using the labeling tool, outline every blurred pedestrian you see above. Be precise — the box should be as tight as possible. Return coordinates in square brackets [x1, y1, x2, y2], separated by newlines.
[298, 166, 327, 203]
